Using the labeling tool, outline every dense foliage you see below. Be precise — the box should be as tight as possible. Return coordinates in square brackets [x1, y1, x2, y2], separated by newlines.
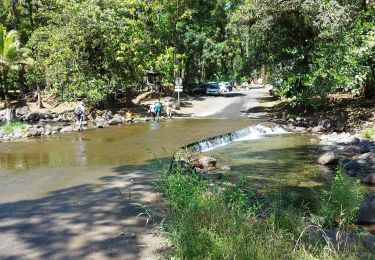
[0, 0, 374, 107]
[155, 160, 368, 258]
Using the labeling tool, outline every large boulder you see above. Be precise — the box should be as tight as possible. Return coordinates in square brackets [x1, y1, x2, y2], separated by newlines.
[108, 114, 124, 125]
[361, 173, 375, 185]
[317, 151, 339, 165]
[358, 152, 375, 161]
[16, 106, 30, 116]
[343, 160, 362, 177]
[358, 195, 375, 224]
[27, 112, 40, 121]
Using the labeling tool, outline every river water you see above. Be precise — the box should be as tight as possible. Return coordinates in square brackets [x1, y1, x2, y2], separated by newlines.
[1, 118, 374, 257]
[205, 134, 328, 190]
[0, 119, 254, 203]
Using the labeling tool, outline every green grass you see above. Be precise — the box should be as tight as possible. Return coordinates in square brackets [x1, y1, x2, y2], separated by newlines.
[362, 127, 375, 139]
[0, 122, 29, 136]
[155, 160, 370, 259]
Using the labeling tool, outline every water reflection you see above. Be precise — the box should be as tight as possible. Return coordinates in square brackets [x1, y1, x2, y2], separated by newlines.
[75, 134, 87, 166]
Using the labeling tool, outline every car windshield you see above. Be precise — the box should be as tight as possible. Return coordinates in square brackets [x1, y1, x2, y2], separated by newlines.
[208, 83, 219, 89]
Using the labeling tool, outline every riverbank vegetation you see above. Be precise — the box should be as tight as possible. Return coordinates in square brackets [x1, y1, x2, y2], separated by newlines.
[0, 1, 374, 110]
[155, 161, 371, 258]
[0, 121, 28, 135]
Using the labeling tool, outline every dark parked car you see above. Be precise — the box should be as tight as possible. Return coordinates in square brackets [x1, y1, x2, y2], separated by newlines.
[192, 84, 209, 95]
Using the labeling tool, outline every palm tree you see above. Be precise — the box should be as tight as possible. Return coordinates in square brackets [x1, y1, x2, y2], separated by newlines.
[0, 26, 33, 101]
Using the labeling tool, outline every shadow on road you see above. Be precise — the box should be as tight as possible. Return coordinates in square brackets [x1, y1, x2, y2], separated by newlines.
[0, 164, 167, 259]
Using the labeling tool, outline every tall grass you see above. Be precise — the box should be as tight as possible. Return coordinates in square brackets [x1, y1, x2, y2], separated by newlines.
[0, 121, 29, 135]
[155, 160, 370, 259]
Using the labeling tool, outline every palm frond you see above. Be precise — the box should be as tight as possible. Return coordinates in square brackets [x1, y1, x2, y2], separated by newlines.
[2, 0, 12, 9]
[0, 26, 4, 55]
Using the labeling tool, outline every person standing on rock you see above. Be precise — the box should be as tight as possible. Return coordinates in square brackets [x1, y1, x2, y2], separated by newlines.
[74, 101, 85, 132]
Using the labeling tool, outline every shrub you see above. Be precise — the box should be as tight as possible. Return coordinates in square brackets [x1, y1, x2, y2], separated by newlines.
[317, 170, 366, 229]
[0, 122, 29, 136]
[362, 127, 375, 139]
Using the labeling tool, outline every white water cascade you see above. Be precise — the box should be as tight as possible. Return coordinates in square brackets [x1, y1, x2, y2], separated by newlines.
[189, 123, 288, 152]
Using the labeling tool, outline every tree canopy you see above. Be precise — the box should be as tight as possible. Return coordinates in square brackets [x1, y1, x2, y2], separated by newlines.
[0, 0, 373, 108]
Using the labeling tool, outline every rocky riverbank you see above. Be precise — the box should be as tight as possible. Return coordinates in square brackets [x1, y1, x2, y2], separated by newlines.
[0, 107, 155, 141]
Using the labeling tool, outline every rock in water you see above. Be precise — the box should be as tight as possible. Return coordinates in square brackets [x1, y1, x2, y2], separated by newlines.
[317, 151, 339, 165]
[358, 195, 375, 224]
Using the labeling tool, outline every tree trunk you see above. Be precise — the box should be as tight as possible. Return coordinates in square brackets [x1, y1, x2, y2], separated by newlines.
[11, 0, 19, 29]
[37, 82, 44, 109]
[19, 66, 27, 97]
[125, 87, 132, 107]
[28, 1, 34, 30]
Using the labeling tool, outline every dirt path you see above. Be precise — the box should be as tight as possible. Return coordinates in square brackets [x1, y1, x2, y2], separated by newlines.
[176, 87, 269, 119]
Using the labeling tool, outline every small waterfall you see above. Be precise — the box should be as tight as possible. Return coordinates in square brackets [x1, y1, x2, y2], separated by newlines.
[188, 123, 287, 152]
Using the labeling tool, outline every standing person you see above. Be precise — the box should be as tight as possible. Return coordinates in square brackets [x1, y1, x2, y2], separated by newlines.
[149, 103, 156, 121]
[166, 99, 172, 119]
[155, 100, 162, 122]
[74, 101, 85, 132]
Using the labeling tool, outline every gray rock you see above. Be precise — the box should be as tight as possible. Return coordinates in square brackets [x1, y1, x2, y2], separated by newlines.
[317, 151, 340, 165]
[108, 114, 124, 125]
[197, 156, 217, 170]
[12, 132, 23, 139]
[52, 126, 63, 132]
[358, 152, 375, 161]
[358, 195, 375, 224]
[30, 127, 41, 136]
[361, 173, 375, 185]
[362, 235, 375, 251]
[220, 165, 232, 171]
[359, 144, 371, 154]
[295, 126, 306, 132]
[44, 124, 52, 133]
[200, 172, 224, 180]
[344, 145, 361, 155]
[343, 160, 361, 177]
[27, 112, 40, 121]
[16, 106, 30, 116]
[311, 125, 324, 133]
[60, 126, 73, 133]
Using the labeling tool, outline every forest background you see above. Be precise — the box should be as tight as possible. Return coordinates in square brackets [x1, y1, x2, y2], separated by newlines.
[0, 0, 374, 109]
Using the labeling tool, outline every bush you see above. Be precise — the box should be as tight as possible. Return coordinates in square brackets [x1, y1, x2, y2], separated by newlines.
[362, 127, 375, 139]
[317, 170, 366, 229]
[0, 122, 29, 136]
[156, 160, 370, 258]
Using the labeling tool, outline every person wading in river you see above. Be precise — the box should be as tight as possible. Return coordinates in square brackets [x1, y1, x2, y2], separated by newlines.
[155, 100, 162, 122]
[166, 99, 172, 119]
[149, 103, 156, 121]
[74, 101, 85, 132]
